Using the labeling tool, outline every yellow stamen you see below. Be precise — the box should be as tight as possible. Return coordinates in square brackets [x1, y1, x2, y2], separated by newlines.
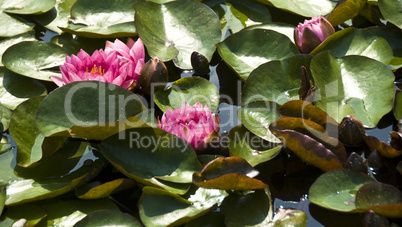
[87, 65, 105, 76]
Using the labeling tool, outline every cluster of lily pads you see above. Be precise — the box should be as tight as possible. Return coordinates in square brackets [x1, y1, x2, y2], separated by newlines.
[0, 0, 401, 226]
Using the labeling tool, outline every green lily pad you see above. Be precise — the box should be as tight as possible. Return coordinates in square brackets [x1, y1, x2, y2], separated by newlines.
[135, 0, 221, 69]
[1, 0, 55, 14]
[0, 31, 36, 67]
[1, 204, 47, 226]
[364, 135, 402, 158]
[51, 33, 109, 55]
[184, 212, 226, 226]
[327, 0, 366, 26]
[217, 29, 298, 81]
[394, 90, 402, 121]
[237, 101, 282, 143]
[309, 169, 375, 212]
[154, 76, 219, 113]
[221, 188, 273, 226]
[0, 104, 11, 132]
[0, 185, 5, 215]
[74, 210, 142, 227]
[269, 124, 344, 172]
[366, 25, 402, 68]
[1, 141, 105, 205]
[355, 182, 402, 218]
[193, 156, 268, 190]
[311, 51, 395, 127]
[378, 0, 402, 29]
[36, 81, 147, 138]
[241, 55, 312, 104]
[0, 12, 34, 37]
[256, 0, 335, 17]
[33, 0, 78, 34]
[204, 0, 271, 39]
[0, 68, 47, 110]
[75, 178, 136, 199]
[99, 127, 202, 194]
[9, 96, 68, 167]
[2, 41, 67, 81]
[271, 208, 308, 226]
[139, 186, 227, 227]
[311, 28, 394, 65]
[40, 198, 119, 226]
[228, 125, 282, 167]
[59, 0, 139, 38]
[243, 22, 296, 44]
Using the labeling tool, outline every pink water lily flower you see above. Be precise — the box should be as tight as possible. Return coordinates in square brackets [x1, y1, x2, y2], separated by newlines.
[51, 38, 145, 89]
[159, 102, 220, 151]
[294, 16, 335, 54]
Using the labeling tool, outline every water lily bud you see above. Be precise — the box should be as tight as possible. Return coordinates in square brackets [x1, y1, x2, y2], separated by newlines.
[345, 152, 366, 173]
[191, 52, 210, 75]
[294, 16, 335, 54]
[367, 149, 383, 168]
[362, 210, 389, 227]
[139, 57, 168, 95]
[338, 115, 366, 146]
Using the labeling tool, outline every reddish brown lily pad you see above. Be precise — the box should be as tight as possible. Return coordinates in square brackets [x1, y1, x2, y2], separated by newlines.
[192, 157, 268, 190]
[271, 117, 346, 162]
[355, 182, 402, 218]
[269, 126, 344, 172]
[364, 135, 402, 158]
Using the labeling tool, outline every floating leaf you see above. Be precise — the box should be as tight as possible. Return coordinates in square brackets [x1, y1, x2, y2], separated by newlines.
[59, 0, 139, 38]
[193, 156, 268, 190]
[36, 81, 147, 138]
[2, 141, 105, 205]
[74, 210, 142, 227]
[221, 188, 273, 226]
[139, 186, 227, 227]
[279, 100, 339, 127]
[327, 0, 367, 26]
[0, 104, 11, 132]
[243, 22, 296, 44]
[394, 90, 402, 121]
[75, 178, 136, 199]
[0, 31, 36, 67]
[241, 55, 312, 104]
[154, 76, 219, 113]
[311, 28, 393, 65]
[9, 96, 67, 167]
[237, 100, 282, 143]
[218, 29, 298, 80]
[184, 211, 226, 226]
[271, 208, 308, 226]
[228, 125, 282, 167]
[205, 0, 271, 39]
[0, 12, 34, 37]
[135, 0, 221, 69]
[99, 127, 202, 194]
[364, 135, 402, 158]
[311, 51, 395, 127]
[1, 0, 56, 14]
[270, 121, 344, 172]
[51, 33, 109, 55]
[33, 0, 78, 33]
[355, 182, 402, 218]
[256, 0, 335, 17]
[0, 185, 5, 215]
[0, 68, 47, 110]
[309, 169, 375, 212]
[271, 117, 346, 162]
[378, 0, 402, 29]
[40, 198, 119, 226]
[2, 41, 67, 81]
[1, 204, 47, 226]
